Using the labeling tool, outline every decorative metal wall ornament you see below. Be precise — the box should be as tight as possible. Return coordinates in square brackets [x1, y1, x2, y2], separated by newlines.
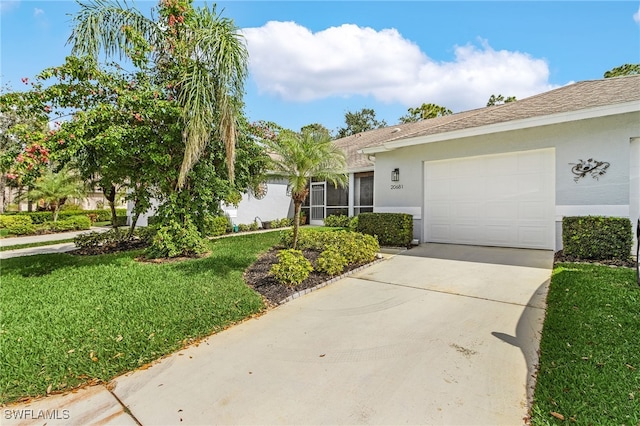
[569, 158, 610, 183]
[251, 182, 268, 200]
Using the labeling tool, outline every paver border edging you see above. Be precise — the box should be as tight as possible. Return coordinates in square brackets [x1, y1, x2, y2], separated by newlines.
[279, 255, 386, 305]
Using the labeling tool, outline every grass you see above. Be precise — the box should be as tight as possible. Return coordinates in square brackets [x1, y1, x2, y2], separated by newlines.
[0, 239, 76, 252]
[0, 231, 281, 404]
[531, 263, 640, 425]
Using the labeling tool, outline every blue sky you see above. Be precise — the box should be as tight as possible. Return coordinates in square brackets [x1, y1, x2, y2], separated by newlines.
[1, 1, 639, 134]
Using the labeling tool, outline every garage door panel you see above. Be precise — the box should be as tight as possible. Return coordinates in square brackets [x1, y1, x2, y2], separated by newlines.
[424, 149, 555, 250]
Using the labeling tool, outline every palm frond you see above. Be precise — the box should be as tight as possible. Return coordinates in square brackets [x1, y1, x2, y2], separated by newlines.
[69, 0, 158, 61]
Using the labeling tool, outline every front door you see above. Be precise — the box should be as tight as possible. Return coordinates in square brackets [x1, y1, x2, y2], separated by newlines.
[310, 182, 326, 225]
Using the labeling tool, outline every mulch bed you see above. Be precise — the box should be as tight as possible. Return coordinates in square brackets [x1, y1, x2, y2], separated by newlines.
[554, 250, 638, 268]
[244, 248, 374, 306]
[69, 240, 149, 256]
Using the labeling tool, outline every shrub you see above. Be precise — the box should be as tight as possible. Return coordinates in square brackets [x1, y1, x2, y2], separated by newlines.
[5, 209, 126, 224]
[324, 214, 351, 228]
[280, 228, 380, 265]
[348, 216, 359, 231]
[49, 216, 91, 232]
[356, 213, 413, 247]
[269, 249, 313, 286]
[0, 215, 36, 235]
[203, 215, 230, 237]
[146, 219, 208, 258]
[250, 220, 259, 231]
[238, 223, 251, 232]
[74, 227, 154, 250]
[562, 216, 632, 261]
[315, 246, 348, 276]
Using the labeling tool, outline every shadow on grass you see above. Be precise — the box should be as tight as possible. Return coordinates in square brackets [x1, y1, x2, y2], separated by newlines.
[0, 251, 141, 277]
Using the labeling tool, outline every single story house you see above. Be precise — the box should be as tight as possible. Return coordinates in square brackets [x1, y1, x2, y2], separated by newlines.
[132, 75, 639, 253]
[353, 74, 639, 251]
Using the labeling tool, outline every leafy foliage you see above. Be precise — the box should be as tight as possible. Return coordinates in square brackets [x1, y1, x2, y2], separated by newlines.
[335, 108, 387, 138]
[146, 218, 208, 259]
[203, 215, 231, 237]
[68, 0, 248, 188]
[266, 129, 347, 249]
[486, 94, 516, 106]
[356, 213, 414, 247]
[315, 246, 348, 276]
[280, 228, 379, 265]
[562, 216, 632, 261]
[603, 63, 640, 78]
[398, 103, 452, 123]
[21, 166, 87, 221]
[0, 215, 36, 235]
[323, 214, 352, 228]
[269, 249, 314, 287]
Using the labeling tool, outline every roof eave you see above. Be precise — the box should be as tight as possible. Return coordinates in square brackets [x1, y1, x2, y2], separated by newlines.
[360, 100, 640, 155]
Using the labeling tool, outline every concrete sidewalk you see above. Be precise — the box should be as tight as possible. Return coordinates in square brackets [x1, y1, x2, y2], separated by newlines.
[3, 244, 553, 425]
[0, 227, 110, 259]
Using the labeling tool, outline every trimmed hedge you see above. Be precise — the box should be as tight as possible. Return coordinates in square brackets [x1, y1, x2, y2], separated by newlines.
[356, 212, 413, 247]
[0, 215, 36, 235]
[1, 209, 127, 224]
[324, 214, 351, 228]
[280, 228, 380, 265]
[562, 216, 632, 261]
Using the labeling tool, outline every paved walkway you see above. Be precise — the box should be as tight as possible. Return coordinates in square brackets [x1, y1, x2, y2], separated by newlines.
[0, 227, 112, 259]
[3, 244, 553, 425]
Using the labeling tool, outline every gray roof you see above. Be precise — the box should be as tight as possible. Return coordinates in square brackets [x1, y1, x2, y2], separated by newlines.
[335, 74, 640, 170]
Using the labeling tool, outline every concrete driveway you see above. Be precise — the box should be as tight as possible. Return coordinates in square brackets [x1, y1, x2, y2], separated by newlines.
[4, 244, 552, 426]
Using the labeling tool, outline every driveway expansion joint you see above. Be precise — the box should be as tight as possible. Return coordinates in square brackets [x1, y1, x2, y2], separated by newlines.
[354, 275, 547, 309]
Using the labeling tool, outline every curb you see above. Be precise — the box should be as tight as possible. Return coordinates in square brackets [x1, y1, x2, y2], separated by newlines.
[279, 255, 386, 304]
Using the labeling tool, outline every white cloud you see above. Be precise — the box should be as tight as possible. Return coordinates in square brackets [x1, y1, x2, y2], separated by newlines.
[242, 22, 557, 112]
[634, 7, 640, 24]
[34, 7, 44, 16]
[0, 1, 20, 14]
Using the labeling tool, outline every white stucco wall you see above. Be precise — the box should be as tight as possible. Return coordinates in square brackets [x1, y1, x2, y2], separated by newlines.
[222, 178, 293, 226]
[373, 112, 640, 250]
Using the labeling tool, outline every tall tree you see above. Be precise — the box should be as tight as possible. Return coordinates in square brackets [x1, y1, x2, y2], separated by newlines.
[335, 108, 387, 139]
[68, 0, 248, 189]
[300, 123, 332, 139]
[604, 64, 640, 78]
[266, 130, 347, 249]
[398, 103, 452, 123]
[486, 94, 516, 106]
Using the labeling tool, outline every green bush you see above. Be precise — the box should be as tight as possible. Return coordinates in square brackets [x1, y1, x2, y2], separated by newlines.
[280, 228, 380, 265]
[269, 249, 314, 286]
[4, 209, 126, 224]
[356, 213, 413, 247]
[324, 214, 351, 228]
[315, 246, 348, 276]
[146, 219, 208, 259]
[49, 216, 91, 232]
[203, 215, 229, 237]
[562, 216, 632, 261]
[74, 227, 153, 250]
[238, 223, 251, 232]
[348, 216, 359, 231]
[0, 215, 36, 235]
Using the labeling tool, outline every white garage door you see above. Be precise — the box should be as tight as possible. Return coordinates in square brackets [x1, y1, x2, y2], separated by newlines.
[424, 148, 555, 249]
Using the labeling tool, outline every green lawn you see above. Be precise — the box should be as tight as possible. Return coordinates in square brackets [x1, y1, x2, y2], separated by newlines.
[531, 263, 640, 425]
[0, 231, 281, 404]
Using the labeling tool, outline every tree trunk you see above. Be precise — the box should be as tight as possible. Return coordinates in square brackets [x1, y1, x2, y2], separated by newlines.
[0, 175, 5, 213]
[105, 184, 118, 229]
[292, 200, 302, 249]
[128, 212, 140, 237]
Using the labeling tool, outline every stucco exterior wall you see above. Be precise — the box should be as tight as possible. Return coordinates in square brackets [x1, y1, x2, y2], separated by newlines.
[373, 112, 640, 249]
[223, 178, 293, 226]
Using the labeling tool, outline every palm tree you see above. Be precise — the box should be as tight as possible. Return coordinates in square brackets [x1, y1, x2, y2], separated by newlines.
[23, 167, 87, 221]
[266, 130, 347, 249]
[68, 0, 248, 189]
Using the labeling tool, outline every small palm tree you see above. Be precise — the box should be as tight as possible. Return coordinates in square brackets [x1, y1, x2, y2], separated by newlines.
[266, 130, 347, 249]
[23, 167, 87, 221]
